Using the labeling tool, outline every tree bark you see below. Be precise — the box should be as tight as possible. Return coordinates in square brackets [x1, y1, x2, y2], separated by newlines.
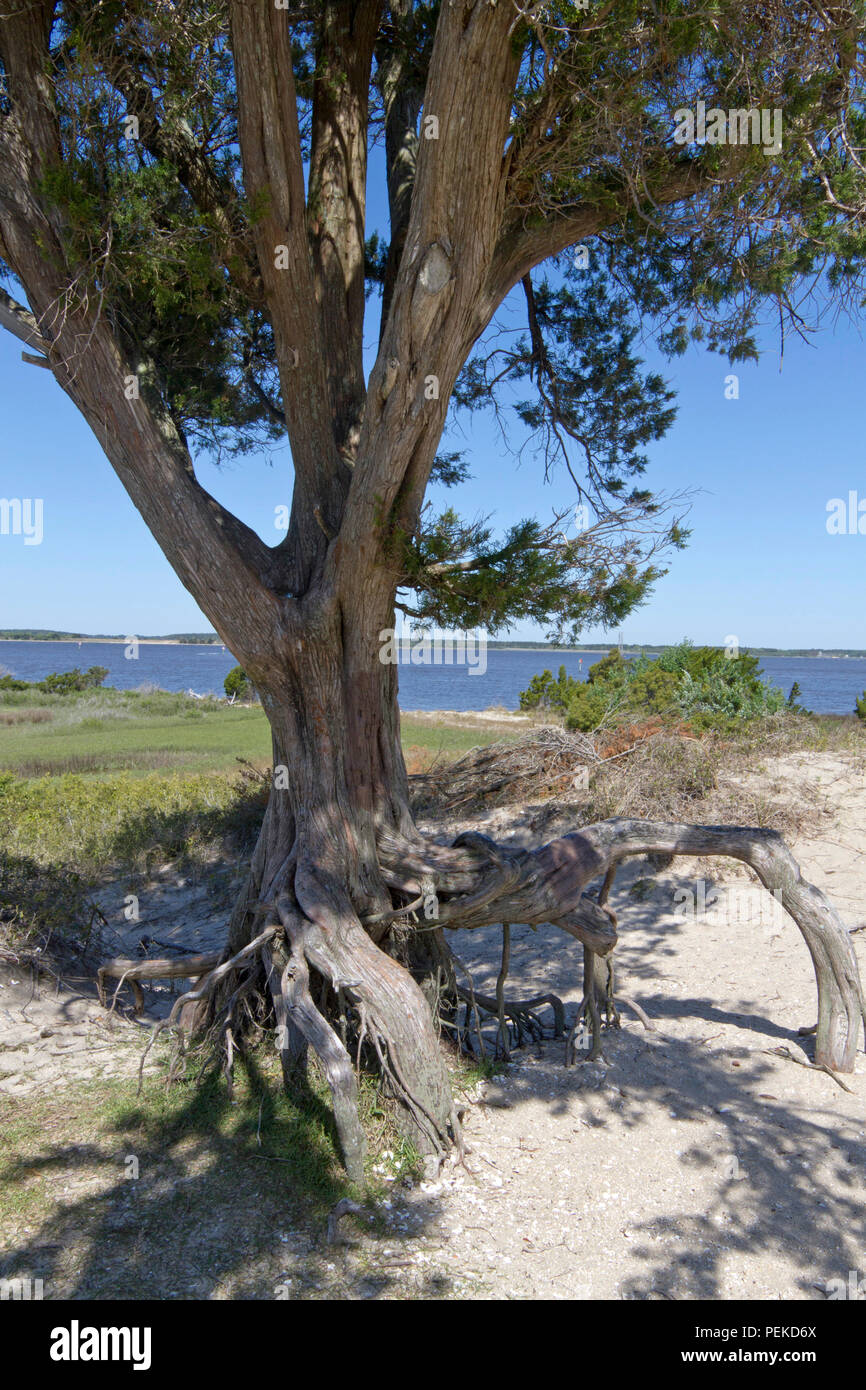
[218, 587, 456, 1165]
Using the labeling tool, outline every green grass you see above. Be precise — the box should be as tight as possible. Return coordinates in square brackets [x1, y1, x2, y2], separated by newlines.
[0, 1047, 426, 1300]
[400, 713, 520, 761]
[0, 687, 515, 777]
[0, 692, 271, 776]
[0, 769, 265, 879]
[0, 1046, 476, 1299]
[0, 690, 519, 944]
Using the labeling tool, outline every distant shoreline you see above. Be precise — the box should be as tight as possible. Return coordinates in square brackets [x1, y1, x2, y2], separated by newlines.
[2, 637, 866, 659]
[0, 638, 596, 654]
[0, 637, 221, 647]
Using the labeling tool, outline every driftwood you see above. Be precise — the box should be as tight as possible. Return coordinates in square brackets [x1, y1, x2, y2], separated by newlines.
[409, 727, 601, 811]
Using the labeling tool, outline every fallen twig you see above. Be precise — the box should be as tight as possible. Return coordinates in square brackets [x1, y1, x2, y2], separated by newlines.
[764, 1046, 855, 1094]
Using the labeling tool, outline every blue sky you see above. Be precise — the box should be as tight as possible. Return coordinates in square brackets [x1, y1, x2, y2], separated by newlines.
[2, 162, 865, 647]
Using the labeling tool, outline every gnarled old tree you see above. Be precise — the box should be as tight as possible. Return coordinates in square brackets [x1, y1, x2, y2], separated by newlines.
[3, 1, 866, 1179]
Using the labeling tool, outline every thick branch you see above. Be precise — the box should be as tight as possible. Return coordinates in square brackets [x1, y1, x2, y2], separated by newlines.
[376, 0, 423, 337]
[307, 1, 381, 455]
[487, 157, 726, 307]
[230, 0, 346, 584]
[0, 17, 289, 654]
[0, 284, 49, 352]
[339, 0, 521, 574]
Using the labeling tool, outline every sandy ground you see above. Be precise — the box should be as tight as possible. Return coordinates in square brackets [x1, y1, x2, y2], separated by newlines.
[402, 706, 532, 725]
[1, 749, 864, 1299]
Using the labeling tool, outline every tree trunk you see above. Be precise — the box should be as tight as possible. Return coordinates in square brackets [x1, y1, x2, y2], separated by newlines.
[221, 590, 455, 1171]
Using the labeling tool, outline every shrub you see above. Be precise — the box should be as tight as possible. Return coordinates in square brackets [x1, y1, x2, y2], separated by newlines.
[521, 641, 796, 734]
[856, 690, 866, 720]
[0, 666, 109, 696]
[564, 682, 614, 731]
[37, 666, 109, 694]
[224, 665, 253, 701]
[518, 664, 580, 713]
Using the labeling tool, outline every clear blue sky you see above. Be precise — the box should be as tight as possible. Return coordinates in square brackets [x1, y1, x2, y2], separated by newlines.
[2, 175, 865, 648]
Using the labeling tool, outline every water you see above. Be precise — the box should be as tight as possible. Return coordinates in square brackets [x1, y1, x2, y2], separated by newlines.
[1, 639, 866, 717]
[0, 640, 239, 698]
[0, 640, 864, 715]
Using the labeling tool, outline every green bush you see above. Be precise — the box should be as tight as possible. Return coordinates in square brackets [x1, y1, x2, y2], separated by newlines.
[520, 640, 796, 734]
[38, 666, 109, 694]
[856, 690, 866, 720]
[518, 664, 580, 712]
[0, 666, 109, 696]
[0, 769, 262, 876]
[224, 665, 253, 701]
[563, 652, 679, 730]
[563, 682, 614, 730]
[584, 650, 630, 689]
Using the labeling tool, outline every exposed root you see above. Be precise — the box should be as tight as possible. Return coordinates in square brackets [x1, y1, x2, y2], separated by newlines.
[448, 948, 487, 1058]
[616, 994, 656, 1032]
[135, 927, 277, 1095]
[327, 1198, 364, 1245]
[495, 924, 511, 1058]
[379, 816, 866, 1073]
[92, 810, 865, 1184]
[270, 905, 367, 1183]
[97, 952, 221, 1015]
[454, 984, 565, 1050]
[566, 949, 609, 1065]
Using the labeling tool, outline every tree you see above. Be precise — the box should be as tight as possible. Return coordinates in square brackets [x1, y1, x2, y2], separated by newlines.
[224, 664, 252, 701]
[2, 1, 865, 1178]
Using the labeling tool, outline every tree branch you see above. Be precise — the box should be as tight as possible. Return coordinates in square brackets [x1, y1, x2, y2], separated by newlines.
[0, 10, 294, 654]
[488, 157, 724, 306]
[376, 0, 423, 338]
[307, 0, 381, 456]
[340, 0, 522, 571]
[95, 36, 262, 305]
[229, 0, 345, 576]
[0, 284, 49, 353]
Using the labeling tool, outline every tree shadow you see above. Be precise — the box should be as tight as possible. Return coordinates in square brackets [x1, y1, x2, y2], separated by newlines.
[0, 1049, 450, 1300]
[443, 856, 865, 1299]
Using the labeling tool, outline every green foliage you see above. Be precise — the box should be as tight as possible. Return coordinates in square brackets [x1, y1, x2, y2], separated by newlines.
[36, 666, 109, 695]
[401, 508, 670, 638]
[454, 268, 678, 510]
[0, 769, 263, 878]
[518, 664, 581, 712]
[1, 667, 109, 695]
[562, 682, 615, 732]
[0, 845, 98, 948]
[224, 665, 252, 701]
[856, 690, 866, 720]
[5, 0, 866, 646]
[519, 641, 799, 732]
